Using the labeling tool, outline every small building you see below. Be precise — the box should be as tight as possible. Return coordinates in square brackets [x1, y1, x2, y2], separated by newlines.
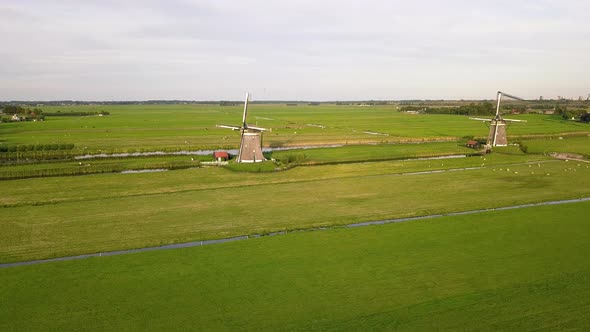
[213, 151, 229, 161]
[11, 114, 22, 121]
[466, 140, 480, 148]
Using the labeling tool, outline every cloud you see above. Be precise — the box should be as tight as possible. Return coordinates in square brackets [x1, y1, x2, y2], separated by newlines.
[1, 0, 589, 100]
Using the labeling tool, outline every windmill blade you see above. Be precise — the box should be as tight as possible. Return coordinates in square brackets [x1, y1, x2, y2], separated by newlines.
[495, 90, 526, 119]
[216, 124, 241, 130]
[242, 92, 250, 128]
[498, 91, 525, 101]
[503, 118, 527, 123]
[469, 117, 492, 122]
[495, 91, 503, 117]
[245, 125, 269, 132]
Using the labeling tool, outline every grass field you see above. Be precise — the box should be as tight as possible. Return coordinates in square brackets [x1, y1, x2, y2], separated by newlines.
[523, 135, 590, 156]
[269, 141, 475, 165]
[1, 104, 589, 330]
[2, 153, 589, 264]
[1, 104, 588, 153]
[1, 201, 589, 331]
[0, 155, 207, 180]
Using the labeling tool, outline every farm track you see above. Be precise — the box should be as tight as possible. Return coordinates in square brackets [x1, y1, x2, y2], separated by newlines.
[0, 159, 557, 209]
[1, 196, 589, 269]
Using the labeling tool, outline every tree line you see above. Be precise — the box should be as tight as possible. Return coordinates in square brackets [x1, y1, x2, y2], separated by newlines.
[400, 102, 495, 115]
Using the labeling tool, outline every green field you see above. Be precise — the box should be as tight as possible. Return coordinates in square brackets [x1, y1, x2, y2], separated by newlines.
[2, 103, 590, 330]
[269, 141, 475, 165]
[1, 202, 589, 331]
[2, 153, 589, 264]
[524, 135, 590, 156]
[1, 104, 588, 153]
[0, 155, 208, 180]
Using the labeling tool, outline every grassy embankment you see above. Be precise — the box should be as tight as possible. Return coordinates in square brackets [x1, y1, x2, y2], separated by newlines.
[1, 202, 589, 330]
[269, 142, 475, 166]
[0, 156, 207, 180]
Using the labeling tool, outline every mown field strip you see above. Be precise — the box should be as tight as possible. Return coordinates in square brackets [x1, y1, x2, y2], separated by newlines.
[1, 196, 589, 269]
[1, 158, 589, 264]
[0, 155, 551, 208]
[1, 201, 589, 330]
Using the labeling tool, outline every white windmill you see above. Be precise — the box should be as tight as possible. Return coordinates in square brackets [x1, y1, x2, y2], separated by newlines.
[470, 91, 527, 147]
[217, 93, 269, 163]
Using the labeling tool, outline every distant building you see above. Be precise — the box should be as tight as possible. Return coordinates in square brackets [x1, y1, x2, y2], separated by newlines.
[213, 151, 229, 161]
[11, 114, 22, 121]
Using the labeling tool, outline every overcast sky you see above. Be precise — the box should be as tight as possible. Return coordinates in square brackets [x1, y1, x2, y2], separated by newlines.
[1, 0, 589, 101]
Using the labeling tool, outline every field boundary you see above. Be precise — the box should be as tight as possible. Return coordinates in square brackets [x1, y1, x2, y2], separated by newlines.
[2, 196, 589, 269]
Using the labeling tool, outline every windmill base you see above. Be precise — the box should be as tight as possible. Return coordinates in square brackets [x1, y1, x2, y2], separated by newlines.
[487, 120, 508, 147]
[237, 132, 266, 163]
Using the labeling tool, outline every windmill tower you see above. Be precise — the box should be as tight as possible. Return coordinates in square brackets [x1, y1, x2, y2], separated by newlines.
[470, 91, 527, 147]
[217, 93, 268, 163]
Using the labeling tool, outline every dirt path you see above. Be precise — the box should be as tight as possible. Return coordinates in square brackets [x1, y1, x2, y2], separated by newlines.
[550, 152, 590, 163]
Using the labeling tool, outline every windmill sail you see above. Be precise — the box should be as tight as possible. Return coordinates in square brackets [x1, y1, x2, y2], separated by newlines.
[242, 93, 250, 128]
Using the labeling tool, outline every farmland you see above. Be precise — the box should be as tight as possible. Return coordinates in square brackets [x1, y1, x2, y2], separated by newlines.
[523, 135, 590, 156]
[2, 151, 590, 263]
[1, 201, 589, 330]
[1, 103, 590, 330]
[1, 104, 588, 154]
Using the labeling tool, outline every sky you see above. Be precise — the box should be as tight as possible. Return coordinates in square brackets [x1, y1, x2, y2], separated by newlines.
[1, 0, 589, 101]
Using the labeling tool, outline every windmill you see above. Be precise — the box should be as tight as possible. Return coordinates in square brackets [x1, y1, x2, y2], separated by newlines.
[470, 91, 527, 147]
[217, 93, 268, 163]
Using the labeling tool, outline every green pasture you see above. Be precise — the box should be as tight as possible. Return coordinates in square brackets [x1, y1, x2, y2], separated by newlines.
[1, 201, 589, 331]
[523, 135, 590, 156]
[0, 155, 206, 180]
[270, 142, 475, 165]
[1, 104, 588, 153]
[0, 141, 477, 178]
[1, 103, 589, 330]
[0, 153, 547, 208]
[2, 153, 589, 263]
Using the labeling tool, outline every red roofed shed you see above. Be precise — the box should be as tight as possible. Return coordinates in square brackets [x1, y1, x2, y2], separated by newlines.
[214, 151, 229, 161]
